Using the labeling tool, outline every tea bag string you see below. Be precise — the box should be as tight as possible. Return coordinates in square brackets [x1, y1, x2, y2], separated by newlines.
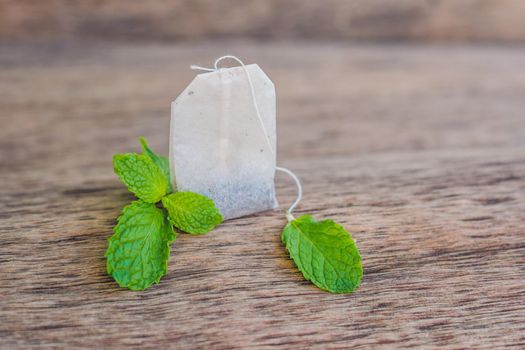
[191, 55, 302, 221]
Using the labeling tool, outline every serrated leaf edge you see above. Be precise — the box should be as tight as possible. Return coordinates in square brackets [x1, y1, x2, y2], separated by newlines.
[161, 192, 223, 235]
[139, 136, 174, 194]
[281, 215, 362, 294]
[112, 152, 168, 203]
[105, 201, 177, 291]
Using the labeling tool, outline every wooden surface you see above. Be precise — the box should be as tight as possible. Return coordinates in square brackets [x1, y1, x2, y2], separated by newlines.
[1, 40, 525, 349]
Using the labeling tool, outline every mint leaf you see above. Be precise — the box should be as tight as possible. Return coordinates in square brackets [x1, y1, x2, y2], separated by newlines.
[106, 200, 176, 290]
[161, 192, 223, 234]
[281, 215, 362, 293]
[140, 137, 173, 194]
[113, 153, 168, 203]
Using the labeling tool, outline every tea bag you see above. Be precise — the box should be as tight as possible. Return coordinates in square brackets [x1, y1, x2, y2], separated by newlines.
[170, 58, 278, 219]
[168, 57, 361, 295]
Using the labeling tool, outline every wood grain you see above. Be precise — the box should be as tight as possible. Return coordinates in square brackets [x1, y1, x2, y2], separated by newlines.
[1, 40, 524, 349]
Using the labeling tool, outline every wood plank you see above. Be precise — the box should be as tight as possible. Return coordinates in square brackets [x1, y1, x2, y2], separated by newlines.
[1, 41, 524, 349]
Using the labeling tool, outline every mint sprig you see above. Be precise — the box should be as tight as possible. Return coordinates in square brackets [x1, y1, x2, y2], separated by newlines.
[113, 153, 168, 203]
[140, 137, 173, 194]
[106, 200, 176, 290]
[162, 192, 223, 234]
[281, 215, 362, 293]
[107, 138, 363, 294]
[106, 137, 223, 290]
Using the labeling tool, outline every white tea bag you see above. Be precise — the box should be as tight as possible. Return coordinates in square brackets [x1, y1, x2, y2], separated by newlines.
[170, 62, 278, 219]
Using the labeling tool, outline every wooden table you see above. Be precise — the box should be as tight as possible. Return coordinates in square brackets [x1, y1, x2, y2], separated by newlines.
[1, 40, 524, 349]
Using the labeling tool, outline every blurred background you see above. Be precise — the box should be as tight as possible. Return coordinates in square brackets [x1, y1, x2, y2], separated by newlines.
[1, 0, 525, 179]
[2, 0, 525, 43]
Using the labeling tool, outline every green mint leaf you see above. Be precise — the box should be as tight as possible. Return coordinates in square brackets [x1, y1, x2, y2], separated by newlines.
[161, 192, 223, 234]
[113, 153, 168, 203]
[139, 137, 173, 194]
[281, 214, 362, 293]
[106, 200, 176, 290]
